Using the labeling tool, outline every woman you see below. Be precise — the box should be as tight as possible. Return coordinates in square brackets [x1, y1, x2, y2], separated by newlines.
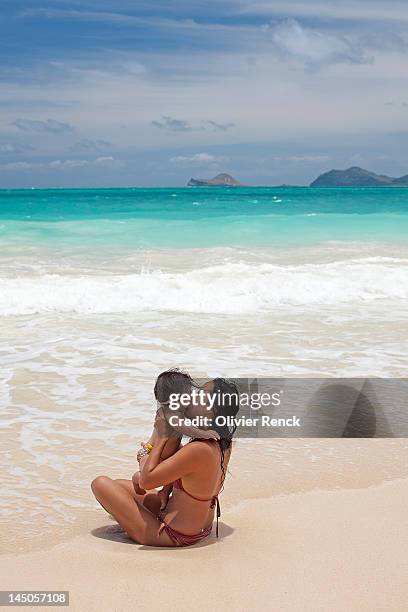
[91, 378, 239, 546]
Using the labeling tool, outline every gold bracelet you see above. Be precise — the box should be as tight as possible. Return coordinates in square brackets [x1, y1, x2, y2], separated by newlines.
[136, 442, 153, 463]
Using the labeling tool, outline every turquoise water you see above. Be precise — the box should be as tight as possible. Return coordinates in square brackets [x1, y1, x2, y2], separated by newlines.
[1, 186, 408, 248]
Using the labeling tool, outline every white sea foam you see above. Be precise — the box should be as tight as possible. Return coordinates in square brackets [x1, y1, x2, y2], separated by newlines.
[0, 257, 407, 315]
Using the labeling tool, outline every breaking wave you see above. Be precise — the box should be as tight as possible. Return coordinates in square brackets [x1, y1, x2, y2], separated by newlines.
[1, 257, 407, 315]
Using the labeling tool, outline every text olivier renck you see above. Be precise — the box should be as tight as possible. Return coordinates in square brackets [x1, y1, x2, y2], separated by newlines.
[167, 389, 301, 429]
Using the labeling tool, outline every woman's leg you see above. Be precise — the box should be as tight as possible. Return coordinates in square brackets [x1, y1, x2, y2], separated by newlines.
[115, 478, 137, 496]
[91, 475, 175, 546]
[115, 478, 162, 516]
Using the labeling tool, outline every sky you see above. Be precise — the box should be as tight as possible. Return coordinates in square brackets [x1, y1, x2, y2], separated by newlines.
[1, 0, 408, 187]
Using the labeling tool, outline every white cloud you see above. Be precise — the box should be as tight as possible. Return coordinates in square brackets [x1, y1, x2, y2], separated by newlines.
[267, 19, 370, 66]
[169, 152, 227, 165]
[49, 156, 119, 169]
[277, 155, 332, 162]
[94, 156, 117, 165]
[3, 161, 35, 170]
[1, 156, 121, 171]
[49, 159, 89, 168]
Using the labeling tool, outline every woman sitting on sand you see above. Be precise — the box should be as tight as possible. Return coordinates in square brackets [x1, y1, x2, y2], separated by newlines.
[91, 372, 239, 547]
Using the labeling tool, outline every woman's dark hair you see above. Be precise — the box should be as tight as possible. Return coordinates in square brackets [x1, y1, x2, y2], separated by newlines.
[155, 371, 239, 486]
[211, 378, 240, 484]
[154, 368, 193, 404]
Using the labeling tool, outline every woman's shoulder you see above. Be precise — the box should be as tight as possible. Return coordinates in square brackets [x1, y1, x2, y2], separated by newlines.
[181, 441, 225, 478]
[186, 440, 221, 460]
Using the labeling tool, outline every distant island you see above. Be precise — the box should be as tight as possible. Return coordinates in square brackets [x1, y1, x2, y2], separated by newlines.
[187, 173, 242, 187]
[311, 166, 408, 187]
[186, 167, 408, 188]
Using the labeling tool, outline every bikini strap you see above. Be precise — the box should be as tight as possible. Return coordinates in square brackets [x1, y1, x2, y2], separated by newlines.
[177, 439, 223, 537]
[212, 496, 221, 538]
[175, 479, 221, 538]
[175, 478, 215, 504]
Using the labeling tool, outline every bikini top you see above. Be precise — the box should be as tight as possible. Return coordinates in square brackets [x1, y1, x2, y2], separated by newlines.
[173, 478, 221, 537]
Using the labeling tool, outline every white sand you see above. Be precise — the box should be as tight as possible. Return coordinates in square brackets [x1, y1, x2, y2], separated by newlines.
[2, 473, 408, 612]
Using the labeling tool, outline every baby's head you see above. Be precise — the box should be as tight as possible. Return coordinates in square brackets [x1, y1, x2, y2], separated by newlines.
[154, 368, 193, 414]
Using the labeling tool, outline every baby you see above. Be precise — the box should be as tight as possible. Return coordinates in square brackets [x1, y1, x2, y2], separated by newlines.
[133, 369, 218, 506]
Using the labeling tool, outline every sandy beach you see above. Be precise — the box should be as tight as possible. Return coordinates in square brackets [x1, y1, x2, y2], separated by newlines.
[3, 0, 408, 608]
[2, 441, 408, 611]
[3, 1, 408, 609]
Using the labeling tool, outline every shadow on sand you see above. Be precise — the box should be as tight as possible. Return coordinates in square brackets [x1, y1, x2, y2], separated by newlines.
[91, 521, 234, 550]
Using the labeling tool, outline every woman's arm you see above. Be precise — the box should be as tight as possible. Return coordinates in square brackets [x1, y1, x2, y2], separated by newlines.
[139, 408, 209, 490]
[139, 441, 208, 490]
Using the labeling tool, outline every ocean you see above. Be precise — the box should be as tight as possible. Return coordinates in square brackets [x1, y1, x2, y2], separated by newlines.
[1, 186, 408, 315]
[2, 186, 408, 248]
[1, 185, 408, 550]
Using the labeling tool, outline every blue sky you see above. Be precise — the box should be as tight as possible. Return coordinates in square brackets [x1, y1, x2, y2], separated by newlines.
[1, 0, 408, 187]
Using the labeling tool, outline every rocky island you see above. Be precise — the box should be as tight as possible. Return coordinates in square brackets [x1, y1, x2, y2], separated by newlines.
[187, 173, 242, 187]
[311, 166, 408, 187]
